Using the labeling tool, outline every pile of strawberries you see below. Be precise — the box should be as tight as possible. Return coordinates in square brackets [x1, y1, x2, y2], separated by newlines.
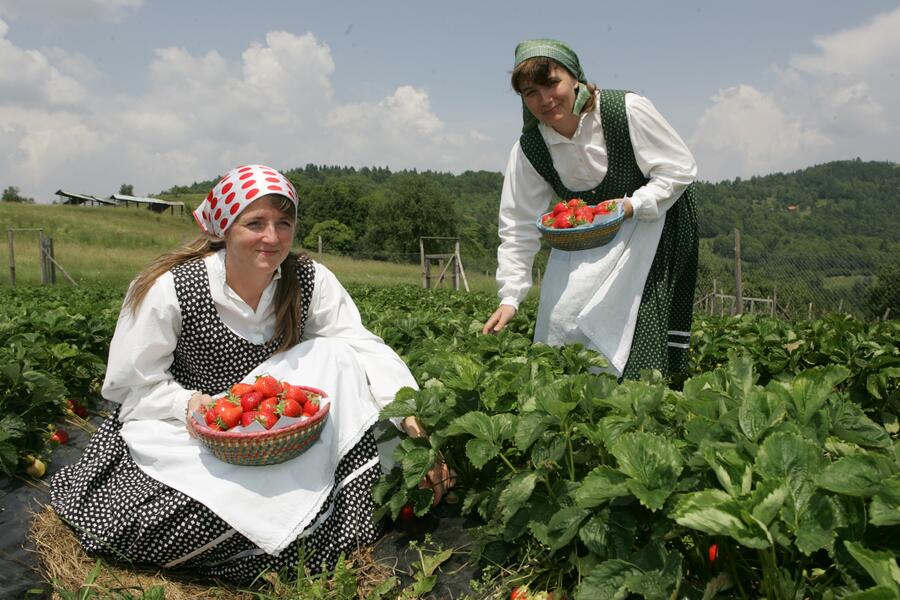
[540, 198, 618, 230]
[200, 374, 322, 432]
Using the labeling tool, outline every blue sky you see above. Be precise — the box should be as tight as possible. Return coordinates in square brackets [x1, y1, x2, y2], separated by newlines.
[1, 0, 898, 201]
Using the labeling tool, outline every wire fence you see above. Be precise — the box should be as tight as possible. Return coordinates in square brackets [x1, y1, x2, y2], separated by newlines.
[694, 230, 897, 322]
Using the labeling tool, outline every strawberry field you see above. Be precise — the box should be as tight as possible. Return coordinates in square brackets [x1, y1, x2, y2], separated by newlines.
[1, 283, 899, 599]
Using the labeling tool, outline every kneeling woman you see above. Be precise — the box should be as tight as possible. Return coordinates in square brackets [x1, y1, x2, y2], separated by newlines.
[50, 165, 449, 583]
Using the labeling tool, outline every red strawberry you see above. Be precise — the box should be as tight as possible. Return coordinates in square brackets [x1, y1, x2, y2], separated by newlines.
[574, 207, 594, 225]
[566, 198, 585, 210]
[541, 213, 556, 227]
[216, 403, 243, 430]
[302, 399, 319, 416]
[399, 504, 415, 522]
[553, 212, 573, 229]
[283, 385, 308, 405]
[256, 410, 278, 430]
[51, 429, 69, 444]
[254, 374, 281, 397]
[241, 410, 261, 428]
[595, 199, 616, 215]
[240, 390, 263, 412]
[708, 543, 719, 563]
[552, 201, 567, 215]
[67, 399, 88, 418]
[281, 398, 303, 418]
[259, 397, 280, 414]
[230, 382, 255, 396]
[510, 586, 528, 600]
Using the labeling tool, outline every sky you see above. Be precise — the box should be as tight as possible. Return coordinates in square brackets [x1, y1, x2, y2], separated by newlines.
[1, 0, 898, 202]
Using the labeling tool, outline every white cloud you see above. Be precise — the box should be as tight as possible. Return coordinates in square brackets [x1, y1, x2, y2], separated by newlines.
[690, 85, 832, 180]
[0, 24, 496, 202]
[0, 0, 142, 21]
[690, 6, 900, 181]
[0, 19, 90, 107]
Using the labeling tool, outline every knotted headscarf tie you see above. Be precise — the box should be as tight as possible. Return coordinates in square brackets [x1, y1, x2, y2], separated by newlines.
[192, 164, 298, 237]
[514, 38, 592, 132]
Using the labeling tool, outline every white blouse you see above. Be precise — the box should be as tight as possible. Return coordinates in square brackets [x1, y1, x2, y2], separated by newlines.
[102, 250, 416, 422]
[495, 92, 697, 309]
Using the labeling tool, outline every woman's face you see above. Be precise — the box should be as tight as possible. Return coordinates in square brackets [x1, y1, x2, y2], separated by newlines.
[223, 195, 294, 278]
[519, 64, 579, 129]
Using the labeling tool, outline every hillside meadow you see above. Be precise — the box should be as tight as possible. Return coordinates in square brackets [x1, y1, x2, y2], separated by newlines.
[0, 201, 499, 293]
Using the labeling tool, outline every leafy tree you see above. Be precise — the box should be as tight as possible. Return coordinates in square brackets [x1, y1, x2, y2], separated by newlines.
[118, 183, 134, 196]
[361, 174, 459, 262]
[2, 186, 34, 203]
[303, 220, 356, 255]
[866, 258, 900, 319]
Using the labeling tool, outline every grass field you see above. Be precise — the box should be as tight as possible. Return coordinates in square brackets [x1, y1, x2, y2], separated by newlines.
[0, 201, 499, 293]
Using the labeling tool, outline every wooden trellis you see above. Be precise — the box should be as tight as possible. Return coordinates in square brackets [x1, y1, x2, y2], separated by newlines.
[419, 236, 469, 292]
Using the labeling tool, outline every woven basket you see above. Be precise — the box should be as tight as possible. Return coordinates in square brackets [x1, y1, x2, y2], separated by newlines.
[187, 385, 330, 466]
[536, 207, 625, 252]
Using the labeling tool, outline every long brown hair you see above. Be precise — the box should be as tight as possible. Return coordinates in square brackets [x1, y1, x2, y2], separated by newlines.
[124, 196, 304, 352]
[511, 56, 598, 114]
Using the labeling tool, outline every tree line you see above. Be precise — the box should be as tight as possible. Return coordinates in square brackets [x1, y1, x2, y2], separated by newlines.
[157, 159, 899, 317]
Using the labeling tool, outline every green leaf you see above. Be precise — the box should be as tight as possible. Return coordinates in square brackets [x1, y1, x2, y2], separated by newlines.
[818, 453, 894, 497]
[610, 431, 683, 510]
[832, 399, 892, 449]
[465, 438, 499, 469]
[749, 480, 788, 526]
[841, 586, 900, 600]
[531, 433, 566, 469]
[441, 354, 483, 391]
[447, 411, 493, 440]
[870, 474, 900, 526]
[498, 472, 537, 524]
[576, 559, 639, 599]
[844, 541, 900, 592]
[781, 364, 850, 426]
[514, 412, 546, 452]
[756, 431, 824, 517]
[578, 510, 611, 556]
[574, 466, 631, 508]
[546, 506, 589, 550]
[739, 388, 785, 442]
[400, 447, 435, 489]
[669, 489, 770, 549]
[795, 492, 841, 555]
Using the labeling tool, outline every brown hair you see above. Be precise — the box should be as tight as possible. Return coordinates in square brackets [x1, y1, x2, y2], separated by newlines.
[511, 57, 597, 114]
[124, 195, 304, 352]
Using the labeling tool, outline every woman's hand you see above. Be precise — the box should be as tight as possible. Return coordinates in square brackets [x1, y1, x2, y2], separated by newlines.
[402, 416, 457, 506]
[186, 392, 212, 435]
[622, 197, 634, 219]
[482, 304, 517, 335]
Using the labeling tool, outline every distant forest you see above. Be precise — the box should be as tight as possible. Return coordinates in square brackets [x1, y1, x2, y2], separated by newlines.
[160, 159, 900, 318]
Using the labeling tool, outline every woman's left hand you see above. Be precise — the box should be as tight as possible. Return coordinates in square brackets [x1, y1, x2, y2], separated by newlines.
[420, 457, 457, 506]
[622, 197, 634, 219]
[403, 416, 457, 506]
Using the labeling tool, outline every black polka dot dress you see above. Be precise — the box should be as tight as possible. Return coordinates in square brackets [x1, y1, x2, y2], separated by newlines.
[50, 253, 383, 584]
[520, 89, 699, 380]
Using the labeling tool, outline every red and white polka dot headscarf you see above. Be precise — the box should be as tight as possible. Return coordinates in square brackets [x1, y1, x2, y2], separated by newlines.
[192, 164, 299, 237]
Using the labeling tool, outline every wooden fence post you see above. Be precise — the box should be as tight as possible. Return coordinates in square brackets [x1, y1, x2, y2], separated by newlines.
[7, 228, 15, 286]
[733, 228, 742, 315]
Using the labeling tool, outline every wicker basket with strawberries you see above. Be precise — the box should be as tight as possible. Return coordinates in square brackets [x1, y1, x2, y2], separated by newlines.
[187, 375, 330, 466]
[536, 198, 626, 251]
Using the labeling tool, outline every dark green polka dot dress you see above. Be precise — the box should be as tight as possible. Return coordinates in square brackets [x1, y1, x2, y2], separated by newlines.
[520, 89, 699, 380]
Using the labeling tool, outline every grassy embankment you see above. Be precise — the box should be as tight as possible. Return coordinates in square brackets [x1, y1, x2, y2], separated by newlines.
[0, 202, 498, 292]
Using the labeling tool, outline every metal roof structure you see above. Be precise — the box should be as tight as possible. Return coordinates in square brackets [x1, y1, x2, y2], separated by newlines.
[54, 190, 116, 206]
[111, 193, 186, 214]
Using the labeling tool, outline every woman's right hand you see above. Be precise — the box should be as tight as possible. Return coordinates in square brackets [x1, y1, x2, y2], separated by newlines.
[186, 392, 212, 434]
[482, 304, 517, 335]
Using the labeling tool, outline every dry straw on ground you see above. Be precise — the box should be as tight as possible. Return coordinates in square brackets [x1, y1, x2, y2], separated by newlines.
[29, 504, 395, 599]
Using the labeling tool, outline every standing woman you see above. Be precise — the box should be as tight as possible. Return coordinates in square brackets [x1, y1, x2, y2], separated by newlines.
[51, 165, 452, 583]
[482, 39, 699, 381]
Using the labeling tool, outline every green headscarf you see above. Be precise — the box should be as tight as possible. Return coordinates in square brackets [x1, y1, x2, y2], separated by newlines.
[514, 38, 591, 132]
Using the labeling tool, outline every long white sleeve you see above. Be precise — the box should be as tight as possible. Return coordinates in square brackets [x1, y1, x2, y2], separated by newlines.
[626, 94, 697, 221]
[102, 273, 197, 423]
[303, 262, 419, 408]
[495, 142, 556, 308]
